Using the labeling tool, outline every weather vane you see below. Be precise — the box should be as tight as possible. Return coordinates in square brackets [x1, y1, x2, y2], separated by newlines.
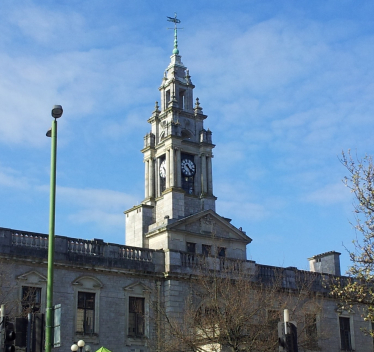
[167, 13, 183, 55]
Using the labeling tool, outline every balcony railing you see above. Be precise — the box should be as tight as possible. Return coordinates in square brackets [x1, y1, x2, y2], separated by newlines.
[67, 239, 103, 256]
[119, 246, 153, 261]
[12, 232, 48, 249]
[180, 252, 200, 267]
[10, 230, 153, 263]
[180, 252, 243, 272]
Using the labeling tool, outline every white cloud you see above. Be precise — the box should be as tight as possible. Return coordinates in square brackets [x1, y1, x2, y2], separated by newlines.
[218, 200, 268, 223]
[6, 4, 82, 44]
[0, 166, 29, 189]
[215, 181, 273, 223]
[185, 15, 374, 161]
[0, 45, 163, 147]
[303, 182, 351, 206]
[34, 184, 138, 232]
[68, 209, 124, 230]
[56, 186, 137, 210]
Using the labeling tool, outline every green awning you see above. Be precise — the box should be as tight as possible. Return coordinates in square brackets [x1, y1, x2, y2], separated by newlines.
[95, 347, 112, 352]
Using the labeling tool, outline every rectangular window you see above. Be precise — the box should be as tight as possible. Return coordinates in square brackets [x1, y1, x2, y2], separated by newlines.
[202, 244, 211, 256]
[179, 90, 185, 109]
[159, 157, 166, 193]
[186, 242, 196, 253]
[128, 297, 145, 337]
[22, 287, 41, 315]
[77, 292, 95, 334]
[305, 314, 318, 349]
[182, 176, 194, 194]
[339, 317, 352, 351]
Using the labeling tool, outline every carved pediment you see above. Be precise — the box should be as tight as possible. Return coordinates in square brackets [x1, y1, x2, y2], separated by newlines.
[200, 214, 214, 233]
[168, 210, 252, 244]
[17, 271, 47, 283]
[123, 281, 151, 294]
[72, 276, 103, 289]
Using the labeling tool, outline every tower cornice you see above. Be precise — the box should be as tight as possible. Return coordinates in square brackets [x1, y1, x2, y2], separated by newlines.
[140, 145, 156, 154]
[158, 108, 207, 122]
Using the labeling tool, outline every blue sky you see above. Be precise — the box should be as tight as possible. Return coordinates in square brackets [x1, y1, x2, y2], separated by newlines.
[1, 0, 373, 273]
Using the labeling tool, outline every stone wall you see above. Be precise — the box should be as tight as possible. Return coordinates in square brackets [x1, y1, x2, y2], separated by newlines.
[1, 227, 373, 351]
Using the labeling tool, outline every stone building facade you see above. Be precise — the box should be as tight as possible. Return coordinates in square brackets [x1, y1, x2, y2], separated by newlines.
[1, 34, 373, 352]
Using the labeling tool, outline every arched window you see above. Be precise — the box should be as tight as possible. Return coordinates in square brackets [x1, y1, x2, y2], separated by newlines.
[181, 129, 192, 140]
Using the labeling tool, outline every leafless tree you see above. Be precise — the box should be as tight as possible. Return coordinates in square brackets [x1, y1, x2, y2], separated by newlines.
[156, 260, 327, 352]
[331, 151, 374, 334]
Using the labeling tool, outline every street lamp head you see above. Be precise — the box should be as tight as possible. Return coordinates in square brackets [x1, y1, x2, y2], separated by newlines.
[51, 105, 63, 119]
[85, 345, 91, 352]
[71, 345, 78, 352]
[77, 340, 85, 348]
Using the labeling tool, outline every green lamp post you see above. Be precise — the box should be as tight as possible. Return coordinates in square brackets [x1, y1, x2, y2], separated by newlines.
[45, 105, 63, 352]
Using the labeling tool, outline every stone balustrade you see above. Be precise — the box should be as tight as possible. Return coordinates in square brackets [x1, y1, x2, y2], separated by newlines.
[256, 264, 328, 292]
[119, 246, 153, 262]
[12, 231, 49, 249]
[0, 227, 336, 291]
[1, 228, 158, 268]
[67, 239, 104, 256]
[180, 251, 200, 267]
[179, 251, 248, 273]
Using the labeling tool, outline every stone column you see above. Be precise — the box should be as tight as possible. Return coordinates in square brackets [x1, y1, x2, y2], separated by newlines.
[149, 158, 155, 198]
[171, 83, 175, 102]
[170, 148, 175, 187]
[156, 158, 161, 197]
[185, 89, 191, 111]
[201, 153, 207, 194]
[207, 156, 213, 195]
[194, 154, 200, 194]
[176, 149, 181, 188]
[145, 160, 149, 199]
[166, 150, 170, 189]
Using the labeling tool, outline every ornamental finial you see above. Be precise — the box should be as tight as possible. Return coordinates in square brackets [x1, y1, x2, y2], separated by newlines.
[167, 13, 183, 55]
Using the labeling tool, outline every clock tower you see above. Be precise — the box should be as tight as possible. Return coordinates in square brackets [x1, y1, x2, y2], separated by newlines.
[125, 19, 251, 256]
[142, 41, 216, 217]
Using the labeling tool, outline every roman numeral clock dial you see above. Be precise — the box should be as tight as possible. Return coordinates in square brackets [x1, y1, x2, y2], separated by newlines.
[159, 160, 166, 178]
[181, 159, 196, 176]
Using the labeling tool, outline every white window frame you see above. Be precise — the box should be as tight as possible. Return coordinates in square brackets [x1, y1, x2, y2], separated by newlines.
[72, 276, 102, 344]
[17, 271, 47, 315]
[337, 313, 355, 351]
[123, 282, 151, 347]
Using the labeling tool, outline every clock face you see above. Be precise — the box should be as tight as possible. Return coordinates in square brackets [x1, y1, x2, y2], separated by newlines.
[181, 159, 196, 176]
[159, 160, 166, 178]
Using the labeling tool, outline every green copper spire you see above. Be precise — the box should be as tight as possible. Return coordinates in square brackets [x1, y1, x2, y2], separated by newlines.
[167, 13, 182, 55]
[173, 27, 179, 54]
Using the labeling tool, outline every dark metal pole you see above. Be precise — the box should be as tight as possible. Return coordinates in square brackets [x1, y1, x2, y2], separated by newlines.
[26, 313, 32, 352]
